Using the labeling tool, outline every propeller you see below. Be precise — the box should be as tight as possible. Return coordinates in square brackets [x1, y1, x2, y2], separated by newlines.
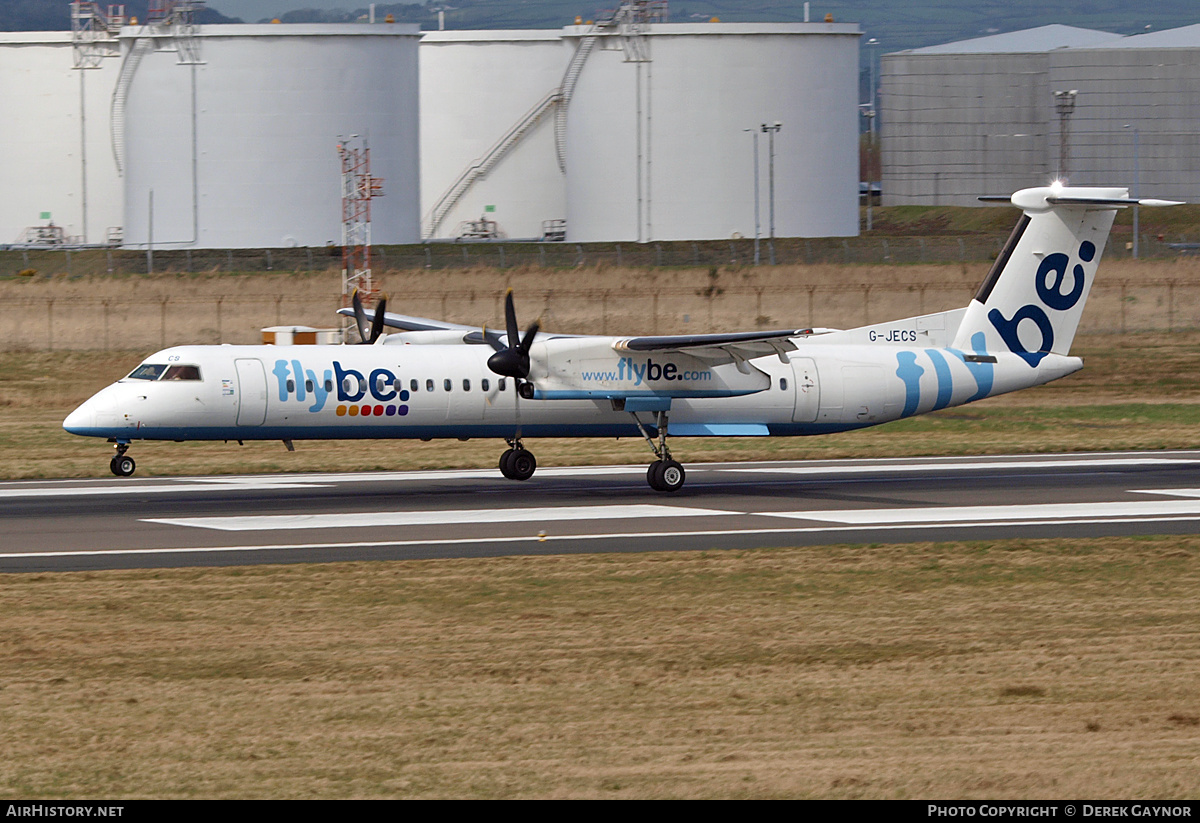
[486, 290, 539, 381]
[351, 289, 388, 345]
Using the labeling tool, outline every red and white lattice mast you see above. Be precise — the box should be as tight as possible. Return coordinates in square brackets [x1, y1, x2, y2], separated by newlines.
[338, 135, 384, 338]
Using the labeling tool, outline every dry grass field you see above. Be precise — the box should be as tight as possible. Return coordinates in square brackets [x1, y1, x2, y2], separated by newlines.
[3, 538, 1199, 798]
[3, 263, 1200, 798]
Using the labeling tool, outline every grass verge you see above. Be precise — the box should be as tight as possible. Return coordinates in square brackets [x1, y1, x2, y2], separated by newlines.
[2, 537, 1199, 798]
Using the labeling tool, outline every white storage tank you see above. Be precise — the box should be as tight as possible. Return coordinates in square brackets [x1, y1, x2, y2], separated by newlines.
[563, 22, 861, 243]
[119, 23, 420, 249]
[420, 30, 568, 240]
[0, 32, 123, 246]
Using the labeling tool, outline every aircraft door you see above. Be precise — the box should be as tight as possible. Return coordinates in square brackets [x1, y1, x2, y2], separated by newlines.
[790, 356, 820, 423]
[235, 359, 267, 426]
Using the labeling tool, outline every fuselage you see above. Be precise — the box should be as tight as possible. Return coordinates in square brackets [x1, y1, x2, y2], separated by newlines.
[63, 338, 1080, 444]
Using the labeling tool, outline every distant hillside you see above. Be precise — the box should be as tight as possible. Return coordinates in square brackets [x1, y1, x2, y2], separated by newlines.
[4, 0, 1199, 52]
[0, 1, 241, 30]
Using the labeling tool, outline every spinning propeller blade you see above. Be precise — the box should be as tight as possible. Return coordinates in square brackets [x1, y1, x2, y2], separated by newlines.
[351, 290, 388, 345]
[486, 290, 539, 379]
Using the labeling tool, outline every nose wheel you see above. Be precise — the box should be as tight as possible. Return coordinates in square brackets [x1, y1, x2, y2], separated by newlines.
[499, 441, 537, 481]
[109, 443, 136, 477]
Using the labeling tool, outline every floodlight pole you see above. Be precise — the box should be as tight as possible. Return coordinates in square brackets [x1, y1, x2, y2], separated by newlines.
[1124, 123, 1140, 259]
[762, 122, 781, 265]
[1053, 89, 1078, 182]
[745, 127, 761, 265]
[866, 37, 879, 228]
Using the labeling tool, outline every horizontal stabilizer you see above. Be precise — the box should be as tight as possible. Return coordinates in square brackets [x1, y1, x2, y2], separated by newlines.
[1046, 196, 1184, 207]
[979, 188, 1186, 209]
[336, 306, 476, 333]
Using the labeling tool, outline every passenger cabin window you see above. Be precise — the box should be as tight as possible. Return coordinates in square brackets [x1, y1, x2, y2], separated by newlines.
[780, 378, 788, 391]
[481, 378, 490, 392]
[426, 379, 434, 392]
[498, 378, 507, 391]
[463, 379, 470, 391]
[127, 364, 167, 381]
[305, 379, 315, 393]
[411, 379, 419, 392]
[324, 378, 333, 393]
[444, 378, 452, 392]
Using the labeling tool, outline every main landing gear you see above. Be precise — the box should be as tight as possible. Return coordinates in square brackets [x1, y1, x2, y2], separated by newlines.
[499, 439, 537, 481]
[109, 442, 136, 477]
[632, 410, 686, 493]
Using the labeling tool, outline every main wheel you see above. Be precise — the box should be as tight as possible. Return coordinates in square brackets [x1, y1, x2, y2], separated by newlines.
[499, 448, 517, 479]
[110, 454, 136, 477]
[508, 449, 537, 481]
[647, 459, 684, 492]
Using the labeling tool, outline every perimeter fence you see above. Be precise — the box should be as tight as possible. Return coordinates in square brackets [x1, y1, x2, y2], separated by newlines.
[4, 277, 1200, 352]
[3, 232, 1196, 278]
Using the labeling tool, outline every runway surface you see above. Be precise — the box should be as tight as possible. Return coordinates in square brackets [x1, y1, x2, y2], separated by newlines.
[4, 451, 1200, 572]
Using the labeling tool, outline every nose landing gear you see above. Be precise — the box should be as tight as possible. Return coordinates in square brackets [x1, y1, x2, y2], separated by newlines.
[499, 439, 537, 481]
[109, 442, 136, 477]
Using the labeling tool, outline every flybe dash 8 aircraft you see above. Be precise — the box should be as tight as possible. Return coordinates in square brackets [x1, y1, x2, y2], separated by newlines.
[64, 185, 1179, 491]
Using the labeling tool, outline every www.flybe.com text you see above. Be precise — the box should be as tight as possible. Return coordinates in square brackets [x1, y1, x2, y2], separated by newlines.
[582, 358, 712, 385]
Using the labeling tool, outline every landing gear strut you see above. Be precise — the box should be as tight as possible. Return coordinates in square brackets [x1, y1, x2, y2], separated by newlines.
[109, 442, 135, 477]
[631, 410, 686, 492]
[499, 439, 537, 481]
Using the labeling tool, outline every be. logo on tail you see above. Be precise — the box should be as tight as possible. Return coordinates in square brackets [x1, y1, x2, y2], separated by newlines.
[987, 240, 1095, 367]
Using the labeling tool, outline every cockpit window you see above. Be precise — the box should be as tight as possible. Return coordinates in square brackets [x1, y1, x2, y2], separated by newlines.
[162, 365, 202, 381]
[127, 364, 167, 381]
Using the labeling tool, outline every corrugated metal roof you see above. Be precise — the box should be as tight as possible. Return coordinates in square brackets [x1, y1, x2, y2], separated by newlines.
[898, 24, 1124, 55]
[1083, 23, 1200, 48]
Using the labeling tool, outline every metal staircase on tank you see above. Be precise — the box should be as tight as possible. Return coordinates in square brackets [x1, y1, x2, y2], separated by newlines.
[553, 31, 599, 174]
[425, 89, 562, 238]
[109, 1, 206, 176]
[555, 1, 665, 171]
[424, 1, 668, 239]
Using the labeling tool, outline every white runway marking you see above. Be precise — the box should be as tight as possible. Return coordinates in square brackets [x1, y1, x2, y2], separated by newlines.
[730, 457, 1200, 476]
[7, 514, 1200, 562]
[1131, 488, 1200, 498]
[143, 492, 1200, 532]
[0, 478, 337, 498]
[143, 504, 737, 532]
[766, 498, 1200, 525]
[4, 453, 1198, 500]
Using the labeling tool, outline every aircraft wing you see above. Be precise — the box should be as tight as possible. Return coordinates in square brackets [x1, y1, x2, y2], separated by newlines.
[613, 329, 818, 370]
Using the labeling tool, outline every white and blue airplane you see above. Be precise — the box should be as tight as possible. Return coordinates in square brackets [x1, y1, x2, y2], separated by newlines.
[64, 185, 1179, 491]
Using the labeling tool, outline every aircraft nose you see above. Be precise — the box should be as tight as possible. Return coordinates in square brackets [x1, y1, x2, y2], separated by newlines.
[63, 386, 122, 437]
[63, 402, 96, 435]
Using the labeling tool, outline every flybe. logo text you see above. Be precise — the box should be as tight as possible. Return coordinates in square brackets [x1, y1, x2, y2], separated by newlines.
[271, 360, 409, 416]
[988, 240, 1094, 367]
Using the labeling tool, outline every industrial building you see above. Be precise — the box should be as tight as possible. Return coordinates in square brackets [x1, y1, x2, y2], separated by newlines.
[881, 23, 1200, 205]
[2, 3, 861, 249]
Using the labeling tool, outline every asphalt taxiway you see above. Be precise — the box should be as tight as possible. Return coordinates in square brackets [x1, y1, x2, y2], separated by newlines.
[3, 451, 1200, 572]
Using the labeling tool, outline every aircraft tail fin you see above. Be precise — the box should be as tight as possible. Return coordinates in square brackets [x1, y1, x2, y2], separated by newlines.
[951, 185, 1181, 364]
